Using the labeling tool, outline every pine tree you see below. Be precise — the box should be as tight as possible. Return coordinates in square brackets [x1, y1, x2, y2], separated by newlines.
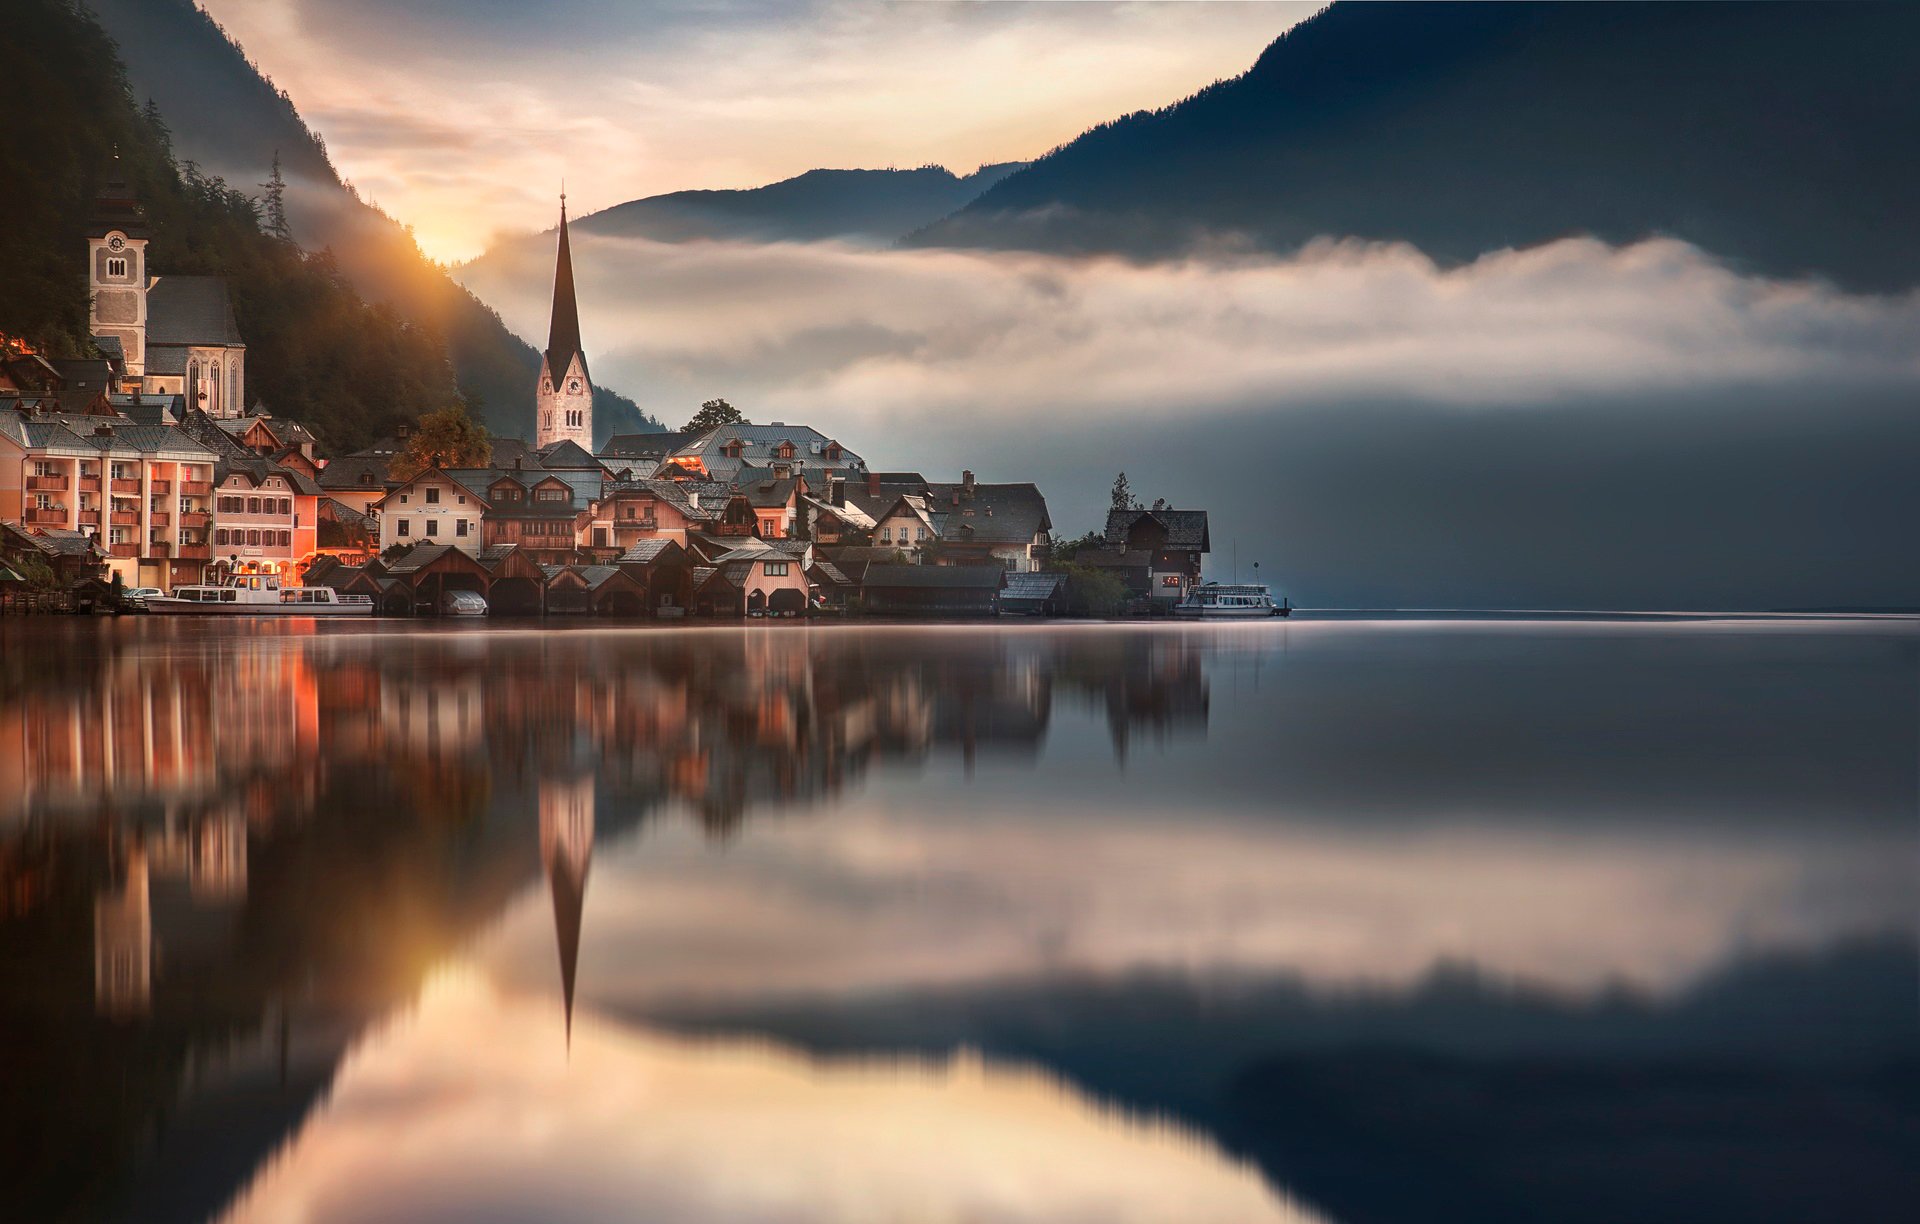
[260, 150, 292, 241]
[1110, 472, 1133, 512]
[141, 97, 171, 161]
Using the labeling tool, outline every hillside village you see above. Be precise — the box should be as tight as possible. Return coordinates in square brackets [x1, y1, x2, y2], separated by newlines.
[2, 170, 1210, 618]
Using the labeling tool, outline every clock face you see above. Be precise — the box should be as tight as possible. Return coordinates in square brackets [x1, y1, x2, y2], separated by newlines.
[107, 234, 126, 252]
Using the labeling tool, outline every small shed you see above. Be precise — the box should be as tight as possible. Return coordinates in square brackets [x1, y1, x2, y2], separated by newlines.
[999, 570, 1067, 616]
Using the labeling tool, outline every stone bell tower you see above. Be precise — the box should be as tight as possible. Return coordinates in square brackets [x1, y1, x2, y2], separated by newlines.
[534, 194, 593, 449]
[87, 154, 150, 379]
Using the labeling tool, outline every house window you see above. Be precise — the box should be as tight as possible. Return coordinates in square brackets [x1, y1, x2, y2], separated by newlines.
[278, 530, 291, 547]
[425, 520, 438, 537]
[32, 461, 59, 477]
[1162, 575, 1182, 587]
[916, 526, 927, 542]
[457, 494, 466, 505]
[247, 529, 261, 546]
[537, 488, 567, 502]
[399, 494, 409, 505]
[398, 521, 411, 537]
[280, 498, 291, 516]
[426, 487, 440, 504]
[456, 519, 468, 537]
[879, 527, 891, 543]
[764, 562, 789, 577]
[248, 496, 261, 514]
[215, 529, 228, 545]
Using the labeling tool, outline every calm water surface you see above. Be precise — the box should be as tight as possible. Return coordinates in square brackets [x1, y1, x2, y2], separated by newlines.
[1, 618, 1916, 1223]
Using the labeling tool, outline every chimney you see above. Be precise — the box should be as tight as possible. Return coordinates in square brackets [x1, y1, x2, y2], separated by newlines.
[830, 476, 845, 507]
[961, 470, 975, 500]
[688, 491, 700, 510]
[866, 471, 880, 498]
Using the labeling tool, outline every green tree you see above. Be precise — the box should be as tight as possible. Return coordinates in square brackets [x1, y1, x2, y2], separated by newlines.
[1110, 472, 1135, 512]
[391, 402, 491, 480]
[682, 398, 746, 434]
[260, 150, 292, 242]
[1060, 563, 1129, 616]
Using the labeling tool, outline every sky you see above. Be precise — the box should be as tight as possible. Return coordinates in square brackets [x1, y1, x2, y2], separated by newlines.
[196, 0, 1318, 263]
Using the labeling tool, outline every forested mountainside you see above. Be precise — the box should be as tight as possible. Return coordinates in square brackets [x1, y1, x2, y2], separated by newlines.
[911, 2, 1920, 292]
[83, 0, 659, 441]
[0, 0, 456, 452]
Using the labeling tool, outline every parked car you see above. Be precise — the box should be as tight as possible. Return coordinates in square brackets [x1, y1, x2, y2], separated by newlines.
[440, 589, 489, 617]
[123, 586, 164, 609]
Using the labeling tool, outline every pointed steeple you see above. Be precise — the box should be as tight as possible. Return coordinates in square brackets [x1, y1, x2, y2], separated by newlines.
[544, 192, 587, 386]
[548, 847, 587, 1047]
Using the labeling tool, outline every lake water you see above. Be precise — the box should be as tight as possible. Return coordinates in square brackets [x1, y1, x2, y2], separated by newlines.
[1, 617, 1916, 1223]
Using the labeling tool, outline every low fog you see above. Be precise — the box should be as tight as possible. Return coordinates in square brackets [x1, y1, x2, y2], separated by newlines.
[456, 234, 1920, 609]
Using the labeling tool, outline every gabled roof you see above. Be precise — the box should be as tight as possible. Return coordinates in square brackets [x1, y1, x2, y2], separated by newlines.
[1104, 507, 1210, 552]
[382, 542, 484, 575]
[931, 482, 1051, 546]
[178, 407, 256, 459]
[600, 430, 695, 459]
[488, 437, 540, 470]
[1003, 571, 1066, 601]
[801, 494, 876, 530]
[534, 438, 606, 471]
[739, 475, 799, 508]
[318, 456, 392, 491]
[217, 456, 324, 497]
[146, 276, 244, 347]
[617, 538, 683, 565]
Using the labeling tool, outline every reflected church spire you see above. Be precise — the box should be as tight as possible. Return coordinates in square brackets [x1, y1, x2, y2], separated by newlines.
[539, 776, 595, 1046]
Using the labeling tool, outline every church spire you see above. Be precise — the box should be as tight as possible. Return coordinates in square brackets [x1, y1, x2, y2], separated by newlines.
[544, 192, 586, 387]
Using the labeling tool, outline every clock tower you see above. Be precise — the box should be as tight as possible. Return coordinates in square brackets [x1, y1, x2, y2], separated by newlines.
[534, 194, 593, 450]
[87, 156, 150, 380]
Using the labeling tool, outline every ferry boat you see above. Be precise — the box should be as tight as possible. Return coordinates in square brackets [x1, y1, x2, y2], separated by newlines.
[1173, 582, 1290, 618]
[144, 572, 373, 616]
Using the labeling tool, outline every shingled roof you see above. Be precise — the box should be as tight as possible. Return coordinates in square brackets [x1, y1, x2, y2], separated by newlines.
[146, 277, 244, 347]
[1104, 508, 1210, 552]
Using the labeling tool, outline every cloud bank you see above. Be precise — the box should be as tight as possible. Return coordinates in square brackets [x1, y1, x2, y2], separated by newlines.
[456, 233, 1920, 608]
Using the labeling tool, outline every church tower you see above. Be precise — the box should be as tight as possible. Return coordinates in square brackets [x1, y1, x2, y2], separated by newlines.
[87, 154, 150, 381]
[534, 195, 593, 450]
[539, 775, 594, 1046]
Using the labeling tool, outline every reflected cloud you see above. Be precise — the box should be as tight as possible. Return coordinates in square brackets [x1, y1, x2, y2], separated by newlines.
[219, 967, 1318, 1224]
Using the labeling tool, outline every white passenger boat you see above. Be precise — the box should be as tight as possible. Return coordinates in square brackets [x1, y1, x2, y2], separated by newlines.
[1173, 582, 1290, 618]
[144, 572, 373, 616]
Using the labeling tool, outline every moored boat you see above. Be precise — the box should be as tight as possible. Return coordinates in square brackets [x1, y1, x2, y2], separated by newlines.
[144, 572, 373, 616]
[1173, 582, 1289, 618]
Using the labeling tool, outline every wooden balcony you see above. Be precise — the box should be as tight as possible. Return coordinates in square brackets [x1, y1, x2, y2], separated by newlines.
[180, 481, 213, 496]
[150, 480, 171, 495]
[180, 512, 210, 528]
[108, 543, 138, 559]
[76, 510, 101, 527]
[149, 512, 170, 527]
[24, 506, 68, 525]
[110, 478, 141, 494]
[77, 476, 101, 493]
[147, 542, 171, 558]
[25, 475, 69, 491]
[176, 543, 211, 560]
[110, 511, 139, 527]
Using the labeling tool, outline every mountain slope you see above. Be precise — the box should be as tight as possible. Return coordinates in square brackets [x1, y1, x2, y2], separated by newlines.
[910, 2, 1920, 292]
[0, 0, 458, 453]
[578, 164, 1025, 246]
[84, 0, 659, 442]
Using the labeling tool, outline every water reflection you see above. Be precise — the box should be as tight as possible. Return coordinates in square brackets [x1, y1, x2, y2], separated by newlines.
[0, 618, 1915, 1223]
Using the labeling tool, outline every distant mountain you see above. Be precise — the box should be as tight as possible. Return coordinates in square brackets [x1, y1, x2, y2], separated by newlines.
[578, 164, 1026, 246]
[84, 0, 659, 442]
[910, 2, 1920, 292]
[460, 163, 1024, 288]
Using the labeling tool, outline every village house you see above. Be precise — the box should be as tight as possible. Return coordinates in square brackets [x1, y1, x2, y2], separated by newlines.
[0, 413, 219, 589]
[370, 469, 488, 554]
[210, 458, 322, 578]
[1081, 508, 1212, 603]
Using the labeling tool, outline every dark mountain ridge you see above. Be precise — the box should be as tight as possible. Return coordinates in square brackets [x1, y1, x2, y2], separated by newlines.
[911, 2, 1920, 292]
[83, 0, 659, 442]
[578, 163, 1026, 246]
